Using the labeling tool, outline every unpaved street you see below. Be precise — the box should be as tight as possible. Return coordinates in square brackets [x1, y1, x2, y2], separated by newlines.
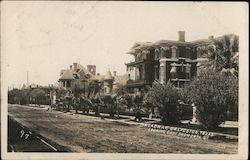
[8, 104, 238, 153]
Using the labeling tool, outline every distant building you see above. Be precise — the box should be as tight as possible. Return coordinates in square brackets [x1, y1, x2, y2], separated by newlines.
[126, 31, 196, 94]
[58, 62, 91, 89]
[58, 62, 128, 95]
[125, 31, 228, 94]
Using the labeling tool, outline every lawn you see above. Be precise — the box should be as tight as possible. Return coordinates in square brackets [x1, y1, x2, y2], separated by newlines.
[8, 104, 237, 153]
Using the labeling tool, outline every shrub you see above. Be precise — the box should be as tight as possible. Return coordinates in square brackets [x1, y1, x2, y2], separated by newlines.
[184, 69, 238, 130]
[8, 89, 21, 104]
[30, 88, 48, 105]
[146, 81, 181, 125]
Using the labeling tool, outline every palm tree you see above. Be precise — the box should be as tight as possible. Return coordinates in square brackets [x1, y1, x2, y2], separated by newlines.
[206, 34, 239, 76]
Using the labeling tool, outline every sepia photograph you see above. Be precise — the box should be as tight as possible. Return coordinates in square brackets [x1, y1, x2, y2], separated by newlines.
[1, 1, 248, 160]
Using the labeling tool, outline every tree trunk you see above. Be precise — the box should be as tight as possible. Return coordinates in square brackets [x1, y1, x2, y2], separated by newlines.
[75, 104, 78, 113]
[67, 104, 70, 112]
[109, 104, 114, 117]
[95, 105, 100, 116]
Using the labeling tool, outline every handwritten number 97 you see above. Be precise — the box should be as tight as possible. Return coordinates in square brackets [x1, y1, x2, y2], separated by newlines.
[20, 130, 29, 139]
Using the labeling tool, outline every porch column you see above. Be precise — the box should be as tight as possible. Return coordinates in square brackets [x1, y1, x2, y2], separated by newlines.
[192, 103, 197, 123]
[159, 58, 167, 84]
[142, 64, 145, 80]
[186, 64, 191, 79]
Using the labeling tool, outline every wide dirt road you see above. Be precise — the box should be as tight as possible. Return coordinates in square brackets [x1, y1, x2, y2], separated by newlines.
[8, 104, 237, 153]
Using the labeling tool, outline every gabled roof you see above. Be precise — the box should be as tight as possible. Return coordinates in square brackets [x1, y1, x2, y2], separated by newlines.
[130, 42, 153, 50]
[76, 63, 92, 75]
[114, 74, 128, 85]
[59, 69, 75, 80]
[127, 42, 154, 55]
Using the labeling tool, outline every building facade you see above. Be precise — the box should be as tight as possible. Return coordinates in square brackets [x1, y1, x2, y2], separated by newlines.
[58, 62, 92, 89]
[125, 31, 218, 94]
[58, 62, 128, 96]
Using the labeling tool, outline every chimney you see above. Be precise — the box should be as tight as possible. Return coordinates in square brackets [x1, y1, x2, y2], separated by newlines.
[208, 35, 214, 40]
[87, 65, 96, 75]
[113, 71, 117, 77]
[178, 31, 185, 42]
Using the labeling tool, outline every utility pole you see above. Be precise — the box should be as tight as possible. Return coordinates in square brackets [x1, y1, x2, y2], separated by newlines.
[27, 71, 30, 105]
[27, 71, 29, 88]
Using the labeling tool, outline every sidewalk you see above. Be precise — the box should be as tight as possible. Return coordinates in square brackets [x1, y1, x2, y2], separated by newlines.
[15, 104, 238, 140]
[220, 121, 238, 128]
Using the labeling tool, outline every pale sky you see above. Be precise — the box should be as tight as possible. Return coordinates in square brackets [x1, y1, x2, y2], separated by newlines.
[1, 1, 248, 87]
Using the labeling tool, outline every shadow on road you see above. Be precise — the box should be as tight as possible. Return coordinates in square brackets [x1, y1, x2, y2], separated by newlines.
[8, 116, 70, 152]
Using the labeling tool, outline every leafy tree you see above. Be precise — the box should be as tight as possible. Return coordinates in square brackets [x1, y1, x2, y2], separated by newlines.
[146, 81, 181, 125]
[56, 87, 67, 99]
[100, 95, 115, 117]
[64, 91, 73, 112]
[184, 69, 238, 130]
[18, 89, 30, 105]
[88, 80, 102, 99]
[71, 79, 102, 114]
[30, 88, 47, 105]
[71, 79, 86, 113]
[114, 84, 147, 120]
[8, 89, 21, 104]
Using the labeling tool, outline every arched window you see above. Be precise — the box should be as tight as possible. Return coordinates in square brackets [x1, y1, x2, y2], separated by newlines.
[128, 74, 131, 80]
[171, 46, 177, 58]
[196, 47, 202, 58]
[186, 47, 191, 59]
[165, 46, 171, 58]
[179, 46, 186, 58]
[155, 48, 160, 60]
[160, 47, 166, 58]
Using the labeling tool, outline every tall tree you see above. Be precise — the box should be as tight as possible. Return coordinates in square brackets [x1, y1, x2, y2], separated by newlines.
[183, 69, 238, 129]
[71, 79, 102, 114]
[206, 34, 239, 76]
